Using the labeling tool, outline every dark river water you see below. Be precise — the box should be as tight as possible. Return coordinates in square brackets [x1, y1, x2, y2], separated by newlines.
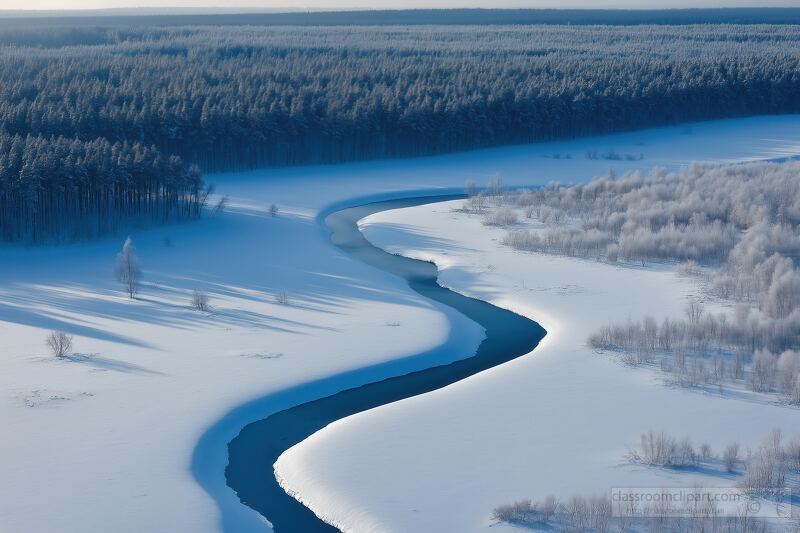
[225, 195, 546, 532]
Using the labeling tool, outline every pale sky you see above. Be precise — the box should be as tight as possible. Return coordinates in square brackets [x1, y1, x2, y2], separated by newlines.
[4, 0, 800, 11]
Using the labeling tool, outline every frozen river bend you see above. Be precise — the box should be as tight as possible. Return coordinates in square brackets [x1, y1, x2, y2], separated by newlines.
[224, 196, 545, 531]
[3, 116, 800, 532]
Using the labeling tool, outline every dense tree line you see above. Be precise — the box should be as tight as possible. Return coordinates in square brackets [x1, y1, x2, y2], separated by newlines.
[2, 22, 800, 239]
[1, 23, 800, 174]
[0, 131, 204, 241]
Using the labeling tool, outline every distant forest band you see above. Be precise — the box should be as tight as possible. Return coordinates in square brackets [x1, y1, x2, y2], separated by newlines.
[2, 21, 800, 240]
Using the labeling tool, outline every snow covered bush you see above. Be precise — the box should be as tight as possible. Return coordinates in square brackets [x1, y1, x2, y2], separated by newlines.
[507, 161, 800, 296]
[700, 443, 713, 462]
[492, 499, 534, 523]
[723, 443, 740, 472]
[784, 438, 800, 472]
[463, 192, 487, 214]
[675, 438, 699, 467]
[634, 431, 677, 466]
[492, 496, 558, 526]
[536, 495, 558, 523]
[483, 207, 518, 227]
[777, 351, 800, 397]
[46, 331, 73, 358]
[739, 434, 787, 495]
[750, 350, 777, 392]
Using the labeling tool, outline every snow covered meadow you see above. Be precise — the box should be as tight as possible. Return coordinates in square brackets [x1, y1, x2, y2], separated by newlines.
[3, 116, 800, 532]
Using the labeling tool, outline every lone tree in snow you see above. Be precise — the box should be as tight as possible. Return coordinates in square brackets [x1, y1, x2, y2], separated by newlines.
[191, 290, 210, 311]
[269, 203, 279, 217]
[47, 331, 73, 357]
[115, 236, 142, 298]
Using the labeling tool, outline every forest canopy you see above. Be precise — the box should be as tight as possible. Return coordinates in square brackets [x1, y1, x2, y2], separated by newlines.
[3, 24, 800, 172]
[2, 21, 800, 239]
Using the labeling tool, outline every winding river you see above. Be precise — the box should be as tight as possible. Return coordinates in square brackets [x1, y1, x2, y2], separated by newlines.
[225, 195, 547, 532]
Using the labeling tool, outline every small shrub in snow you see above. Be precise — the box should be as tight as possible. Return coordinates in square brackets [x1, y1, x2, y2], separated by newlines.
[492, 499, 533, 523]
[784, 438, 800, 472]
[723, 443, 740, 472]
[675, 438, 699, 467]
[739, 447, 786, 495]
[739, 430, 787, 495]
[536, 495, 558, 523]
[465, 192, 487, 214]
[792, 376, 800, 405]
[700, 443, 714, 462]
[47, 331, 73, 357]
[492, 496, 558, 526]
[685, 300, 705, 325]
[565, 496, 590, 531]
[514, 189, 536, 207]
[524, 205, 536, 219]
[276, 290, 289, 305]
[776, 350, 800, 396]
[636, 431, 677, 466]
[631, 431, 706, 468]
[750, 349, 777, 392]
[213, 196, 228, 215]
[191, 290, 210, 311]
[482, 207, 518, 227]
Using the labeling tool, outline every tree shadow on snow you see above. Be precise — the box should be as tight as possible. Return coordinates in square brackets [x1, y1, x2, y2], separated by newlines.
[59, 353, 165, 375]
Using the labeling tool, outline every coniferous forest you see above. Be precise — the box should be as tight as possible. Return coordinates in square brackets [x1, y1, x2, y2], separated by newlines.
[3, 14, 800, 240]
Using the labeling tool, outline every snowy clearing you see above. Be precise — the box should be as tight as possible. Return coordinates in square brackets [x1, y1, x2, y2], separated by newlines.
[3, 115, 800, 532]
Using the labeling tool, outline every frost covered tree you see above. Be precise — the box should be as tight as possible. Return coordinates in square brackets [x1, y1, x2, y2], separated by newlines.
[750, 350, 777, 392]
[115, 237, 142, 299]
[739, 430, 787, 494]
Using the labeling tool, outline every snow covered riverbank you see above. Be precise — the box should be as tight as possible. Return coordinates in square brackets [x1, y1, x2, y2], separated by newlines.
[3, 115, 800, 532]
[275, 204, 800, 529]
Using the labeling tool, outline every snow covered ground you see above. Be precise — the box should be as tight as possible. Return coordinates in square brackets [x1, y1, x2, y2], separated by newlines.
[3, 115, 800, 533]
[275, 151, 800, 529]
